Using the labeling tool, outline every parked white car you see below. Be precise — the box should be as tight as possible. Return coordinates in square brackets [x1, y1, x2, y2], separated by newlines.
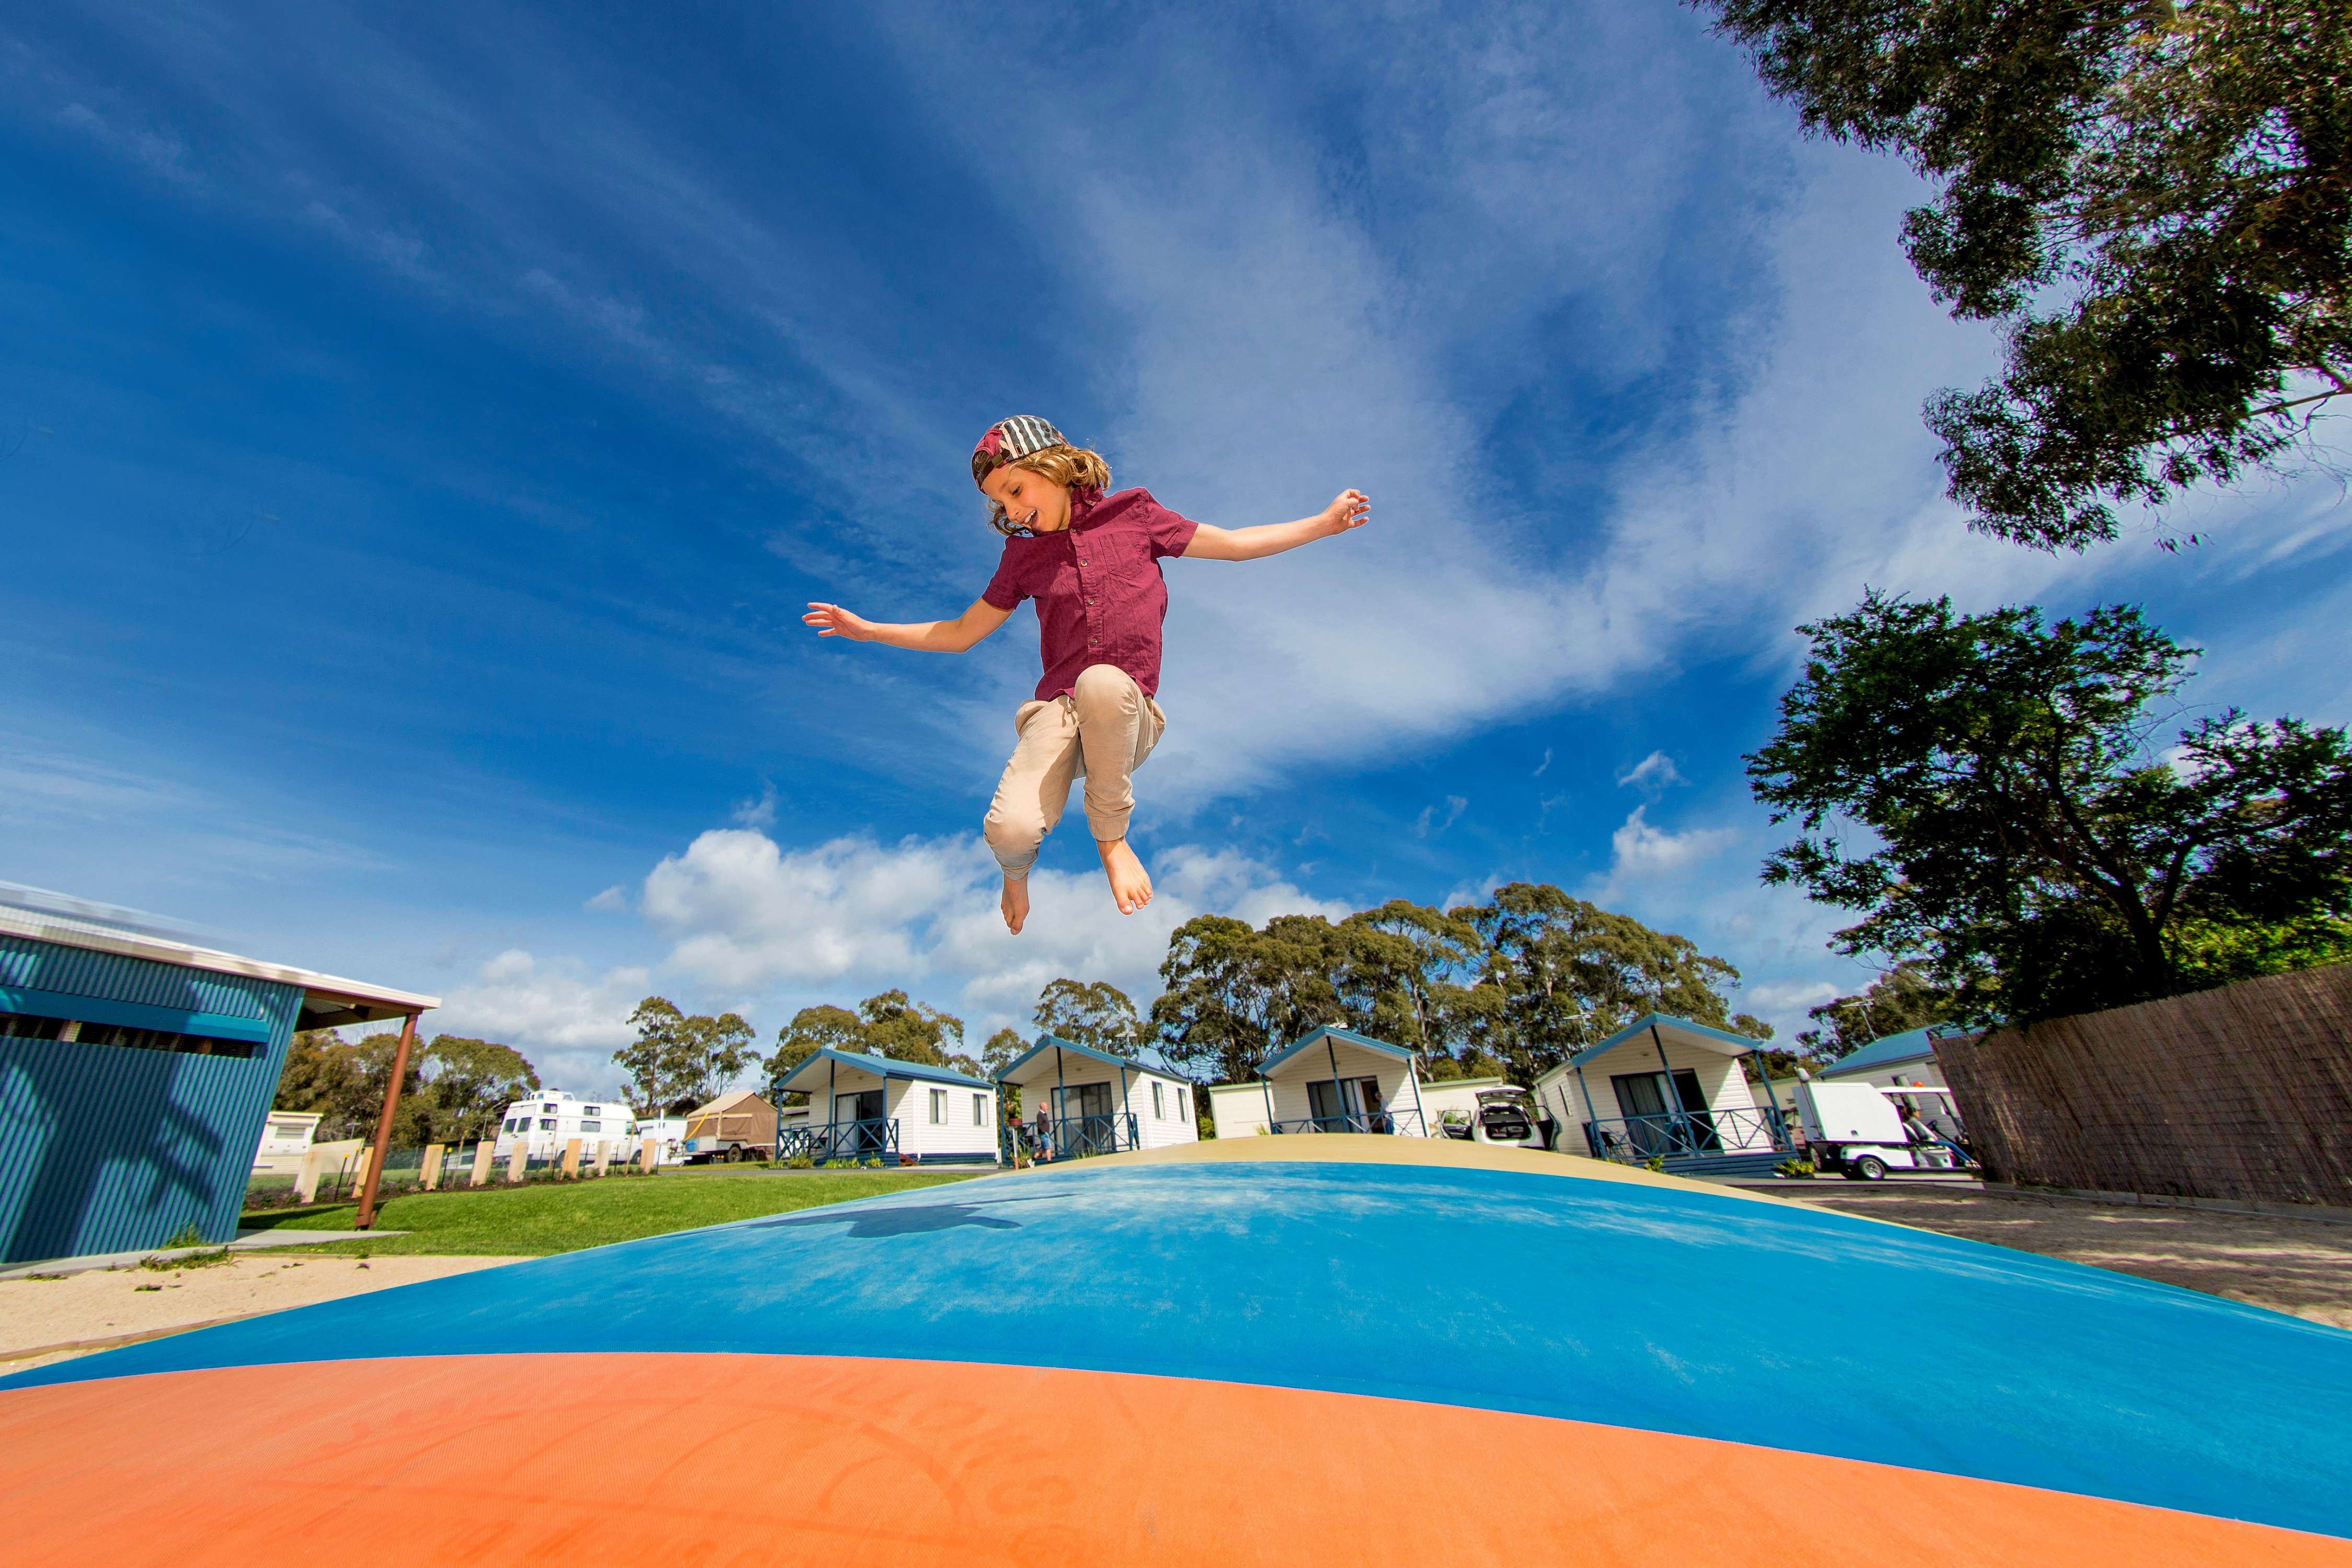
[1439, 1088, 1548, 1149]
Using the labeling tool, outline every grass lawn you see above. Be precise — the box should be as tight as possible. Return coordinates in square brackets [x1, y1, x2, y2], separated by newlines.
[239, 1167, 984, 1256]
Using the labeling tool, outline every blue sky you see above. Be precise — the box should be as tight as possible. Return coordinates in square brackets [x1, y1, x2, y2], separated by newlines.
[5, 2, 2348, 1093]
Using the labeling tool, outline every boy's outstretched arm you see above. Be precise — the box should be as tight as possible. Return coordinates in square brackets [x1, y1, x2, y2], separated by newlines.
[804, 595, 1012, 652]
[1181, 489, 1369, 562]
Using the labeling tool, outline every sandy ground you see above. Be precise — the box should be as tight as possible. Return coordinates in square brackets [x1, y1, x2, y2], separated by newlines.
[0, 1252, 525, 1375]
[1792, 1185, 2352, 1329]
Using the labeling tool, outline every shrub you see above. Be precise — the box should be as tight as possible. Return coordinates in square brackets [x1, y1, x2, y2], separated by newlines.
[1774, 1158, 1818, 1179]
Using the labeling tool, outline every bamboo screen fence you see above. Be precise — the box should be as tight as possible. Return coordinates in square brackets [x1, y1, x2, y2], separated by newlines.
[1932, 963, 2352, 1208]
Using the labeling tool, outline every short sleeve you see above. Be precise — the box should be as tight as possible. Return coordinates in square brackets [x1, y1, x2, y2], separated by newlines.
[981, 544, 1027, 610]
[1137, 490, 1200, 560]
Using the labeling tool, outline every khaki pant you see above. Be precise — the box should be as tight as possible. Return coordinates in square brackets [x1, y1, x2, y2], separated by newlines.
[983, 664, 1166, 879]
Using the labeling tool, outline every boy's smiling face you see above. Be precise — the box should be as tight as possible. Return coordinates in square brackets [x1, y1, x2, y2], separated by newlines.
[981, 464, 1072, 535]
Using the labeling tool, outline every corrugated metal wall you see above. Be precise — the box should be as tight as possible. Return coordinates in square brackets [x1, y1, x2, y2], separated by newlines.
[0, 935, 301, 1263]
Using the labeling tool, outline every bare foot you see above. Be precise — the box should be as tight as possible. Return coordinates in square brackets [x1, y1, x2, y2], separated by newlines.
[1000, 875, 1030, 935]
[1097, 837, 1154, 914]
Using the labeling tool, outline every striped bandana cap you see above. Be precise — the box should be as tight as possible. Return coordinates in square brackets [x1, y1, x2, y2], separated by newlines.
[972, 415, 1068, 486]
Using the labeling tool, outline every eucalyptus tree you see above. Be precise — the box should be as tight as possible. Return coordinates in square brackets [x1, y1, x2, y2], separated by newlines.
[1701, 0, 2352, 549]
[1748, 591, 2352, 1022]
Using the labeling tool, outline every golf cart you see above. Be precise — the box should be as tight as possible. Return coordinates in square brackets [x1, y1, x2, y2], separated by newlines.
[1792, 1076, 1969, 1181]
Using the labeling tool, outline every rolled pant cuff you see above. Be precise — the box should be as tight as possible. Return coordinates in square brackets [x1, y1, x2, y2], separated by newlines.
[1087, 810, 1133, 843]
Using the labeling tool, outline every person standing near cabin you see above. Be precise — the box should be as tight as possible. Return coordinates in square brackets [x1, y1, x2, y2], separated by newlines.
[805, 417, 1370, 932]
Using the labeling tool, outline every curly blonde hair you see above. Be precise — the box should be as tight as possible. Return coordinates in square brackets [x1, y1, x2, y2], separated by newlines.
[978, 443, 1113, 536]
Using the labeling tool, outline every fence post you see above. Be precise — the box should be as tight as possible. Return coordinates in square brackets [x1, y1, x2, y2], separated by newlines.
[420, 1144, 445, 1191]
[594, 1141, 612, 1178]
[507, 1142, 527, 1184]
[561, 1138, 582, 1179]
[470, 1140, 496, 1187]
[639, 1136, 658, 1174]
[294, 1145, 325, 1204]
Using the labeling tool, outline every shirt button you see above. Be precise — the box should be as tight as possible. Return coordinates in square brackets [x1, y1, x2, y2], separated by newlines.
[1090, 637, 1099, 645]
[1087, 597, 1097, 605]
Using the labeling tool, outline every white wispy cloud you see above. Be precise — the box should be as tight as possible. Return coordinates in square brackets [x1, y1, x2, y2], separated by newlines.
[437, 948, 651, 1092]
[1617, 751, 1686, 793]
[1600, 805, 1739, 885]
[632, 824, 1346, 1040]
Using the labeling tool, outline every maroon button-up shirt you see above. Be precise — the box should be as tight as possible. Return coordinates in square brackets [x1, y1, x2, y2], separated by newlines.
[982, 487, 1199, 702]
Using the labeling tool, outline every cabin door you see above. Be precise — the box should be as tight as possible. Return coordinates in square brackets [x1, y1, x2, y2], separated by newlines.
[835, 1089, 887, 1154]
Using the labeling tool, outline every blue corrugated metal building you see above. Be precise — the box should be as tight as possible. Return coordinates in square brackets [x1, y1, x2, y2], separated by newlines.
[0, 889, 436, 1265]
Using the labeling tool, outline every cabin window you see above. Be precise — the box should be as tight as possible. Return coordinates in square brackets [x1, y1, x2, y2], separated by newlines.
[929, 1088, 946, 1125]
[581, 1121, 601, 1132]
[539, 1119, 556, 1131]
[542, 1104, 557, 1114]
[584, 1105, 600, 1116]
[1178, 1091, 1188, 1122]
[972, 1093, 986, 1125]
[1151, 1081, 1165, 1119]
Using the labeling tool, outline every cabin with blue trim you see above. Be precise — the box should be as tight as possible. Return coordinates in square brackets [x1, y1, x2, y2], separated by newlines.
[0, 890, 436, 1265]
[1206, 1025, 1435, 1138]
[1815, 1023, 1949, 1089]
[1530, 1013, 1790, 1176]
[993, 1035, 1198, 1159]
[771, 1048, 1000, 1165]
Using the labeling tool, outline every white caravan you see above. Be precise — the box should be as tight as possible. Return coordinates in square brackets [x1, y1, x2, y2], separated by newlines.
[491, 1090, 639, 1162]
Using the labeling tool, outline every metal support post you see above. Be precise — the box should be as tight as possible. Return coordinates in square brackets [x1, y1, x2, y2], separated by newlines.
[355, 1011, 420, 1230]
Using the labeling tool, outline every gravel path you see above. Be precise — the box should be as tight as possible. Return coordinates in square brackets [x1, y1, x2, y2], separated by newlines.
[0, 1252, 525, 1375]
[1790, 1185, 2352, 1329]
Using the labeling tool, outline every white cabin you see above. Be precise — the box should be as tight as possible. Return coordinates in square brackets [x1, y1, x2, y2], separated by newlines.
[770, 1049, 1000, 1166]
[995, 1035, 1198, 1160]
[1531, 1013, 1786, 1169]
[1207, 1026, 1434, 1139]
[491, 1090, 640, 1162]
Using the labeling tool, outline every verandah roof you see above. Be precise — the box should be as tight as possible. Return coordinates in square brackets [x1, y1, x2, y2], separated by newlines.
[995, 1034, 1190, 1088]
[771, 1047, 994, 1094]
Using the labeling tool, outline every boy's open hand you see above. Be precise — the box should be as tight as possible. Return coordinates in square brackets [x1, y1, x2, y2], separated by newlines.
[804, 602, 876, 640]
[1315, 489, 1371, 538]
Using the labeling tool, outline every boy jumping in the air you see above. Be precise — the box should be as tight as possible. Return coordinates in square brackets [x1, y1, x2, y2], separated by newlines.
[805, 416, 1369, 934]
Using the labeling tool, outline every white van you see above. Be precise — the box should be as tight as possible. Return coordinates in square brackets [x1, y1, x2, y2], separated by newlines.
[491, 1090, 639, 1164]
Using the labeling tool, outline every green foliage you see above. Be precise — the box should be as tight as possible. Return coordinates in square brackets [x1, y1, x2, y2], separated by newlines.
[782, 1152, 815, 1170]
[1700, 0, 2352, 550]
[161, 1222, 209, 1250]
[1033, 978, 1145, 1056]
[143, 1246, 232, 1270]
[1797, 962, 1957, 1058]
[240, 1167, 976, 1255]
[1460, 884, 1746, 1087]
[1747, 591, 2352, 1023]
[276, 1028, 533, 1145]
[857, 989, 965, 1067]
[615, 997, 755, 1114]
[416, 1035, 540, 1142]
[765, 991, 983, 1089]
[1773, 1158, 1818, 1179]
[1149, 885, 1751, 1089]
[769, 1005, 864, 1079]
